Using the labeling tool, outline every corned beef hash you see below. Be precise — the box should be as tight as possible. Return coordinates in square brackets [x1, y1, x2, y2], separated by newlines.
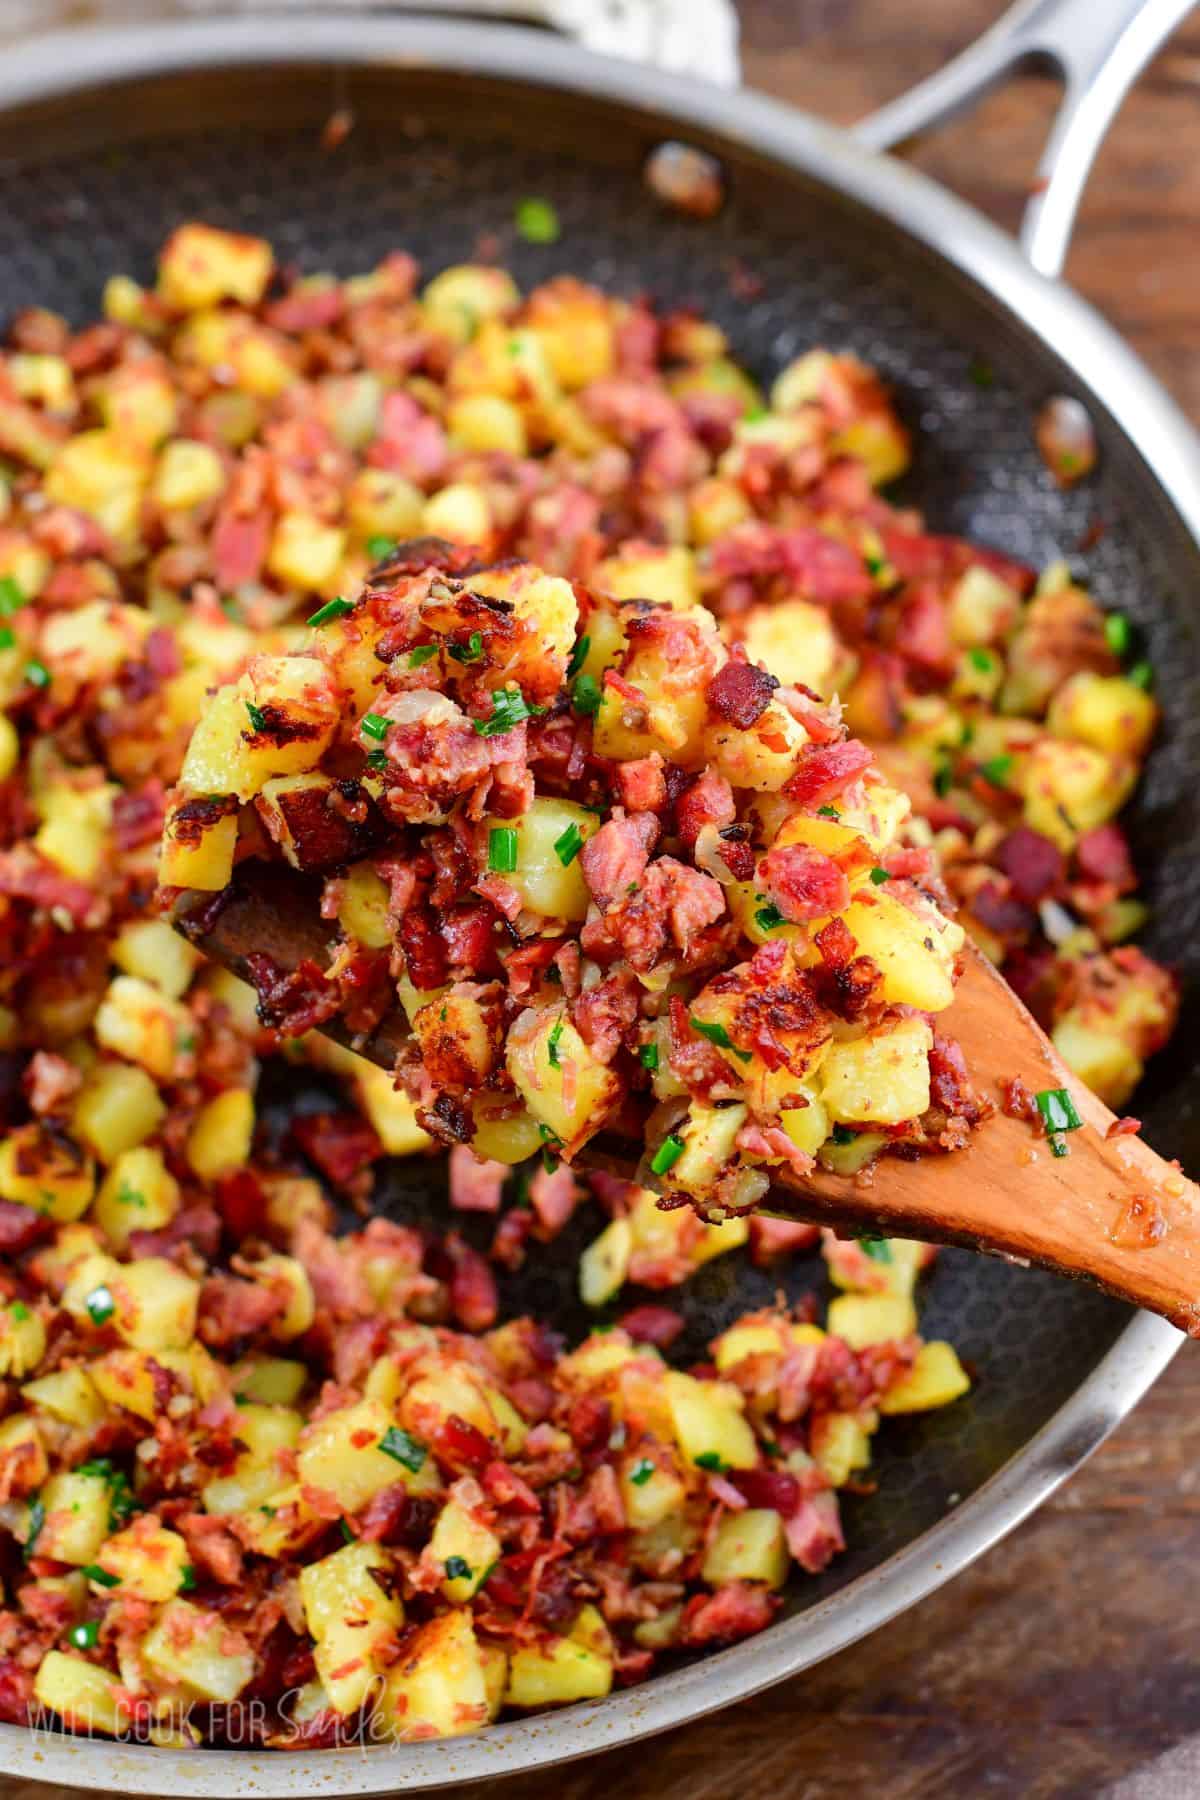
[0, 221, 1173, 1748]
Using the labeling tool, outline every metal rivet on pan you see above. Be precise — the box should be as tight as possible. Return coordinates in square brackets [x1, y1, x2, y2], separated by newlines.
[644, 142, 725, 218]
[1035, 394, 1098, 486]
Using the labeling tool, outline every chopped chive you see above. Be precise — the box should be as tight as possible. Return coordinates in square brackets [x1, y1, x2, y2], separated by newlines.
[408, 643, 438, 667]
[360, 711, 390, 742]
[306, 595, 354, 628]
[547, 1018, 565, 1068]
[566, 634, 590, 680]
[0, 576, 24, 616]
[629, 1458, 655, 1487]
[1128, 660, 1154, 690]
[553, 822, 584, 866]
[366, 535, 397, 561]
[690, 1016, 751, 1062]
[379, 1426, 427, 1473]
[817, 805, 841, 820]
[1034, 1087, 1083, 1136]
[865, 553, 884, 577]
[68, 1619, 100, 1650]
[830, 1125, 857, 1147]
[1104, 613, 1131, 656]
[969, 647, 994, 673]
[571, 673, 601, 717]
[339, 1518, 355, 1543]
[933, 760, 954, 798]
[245, 699, 268, 732]
[82, 1564, 120, 1588]
[24, 659, 50, 691]
[365, 749, 388, 771]
[488, 826, 518, 874]
[968, 356, 994, 389]
[179, 1564, 196, 1592]
[24, 1497, 44, 1560]
[515, 196, 561, 244]
[694, 1451, 729, 1473]
[447, 630, 483, 664]
[0, 627, 14, 651]
[444, 1554, 473, 1581]
[858, 1235, 892, 1263]
[651, 1133, 685, 1176]
[9, 1301, 29, 1322]
[639, 1042, 659, 1073]
[979, 753, 1013, 788]
[755, 902, 786, 933]
[84, 1285, 115, 1327]
[473, 688, 543, 737]
[868, 867, 890, 885]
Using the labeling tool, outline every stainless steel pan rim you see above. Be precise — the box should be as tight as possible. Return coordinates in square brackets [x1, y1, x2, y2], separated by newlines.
[0, 15, 1189, 1792]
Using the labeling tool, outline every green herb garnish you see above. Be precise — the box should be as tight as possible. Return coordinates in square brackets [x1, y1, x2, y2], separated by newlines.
[179, 1565, 197, 1592]
[639, 1042, 659, 1073]
[84, 1285, 115, 1327]
[547, 1018, 565, 1068]
[817, 805, 841, 820]
[690, 1016, 751, 1063]
[1128, 660, 1154, 690]
[566, 635, 590, 680]
[651, 1133, 685, 1176]
[979, 753, 1013, 788]
[68, 1619, 100, 1650]
[755, 902, 786, 933]
[0, 576, 24, 616]
[858, 1236, 892, 1263]
[694, 1451, 729, 1473]
[24, 1497, 45, 1560]
[969, 647, 994, 673]
[830, 1125, 857, 1146]
[443, 1555, 473, 1581]
[473, 689, 543, 737]
[514, 197, 561, 244]
[408, 643, 438, 667]
[488, 827, 518, 874]
[868, 867, 890, 885]
[9, 1301, 29, 1322]
[306, 596, 354, 628]
[571, 673, 602, 717]
[554, 822, 584, 866]
[379, 1427, 427, 1474]
[366, 535, 397, 561]
[448, 630, 484, 664]
[1035, 1087, 1083, 1135]
[629, 1458, 655, 1487]
[82, 1564, 120, 1588]
[1104, 613, 1131, 657]
[24, 659, 50, 691]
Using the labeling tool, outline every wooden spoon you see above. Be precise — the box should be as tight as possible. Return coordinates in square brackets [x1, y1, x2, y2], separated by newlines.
[172, 861, 1200, 1335]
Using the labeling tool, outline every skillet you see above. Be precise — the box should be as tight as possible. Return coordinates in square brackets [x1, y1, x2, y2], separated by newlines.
[0, 1, 1195, 1789]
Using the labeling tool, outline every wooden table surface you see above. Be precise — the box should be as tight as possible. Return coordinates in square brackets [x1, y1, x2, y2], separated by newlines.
[3, 4, 1199, 1798]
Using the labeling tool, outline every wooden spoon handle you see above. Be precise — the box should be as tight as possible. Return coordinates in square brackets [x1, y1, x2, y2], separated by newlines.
[173, 866, 1199, 1333]
[772, 948, 1199, 1334]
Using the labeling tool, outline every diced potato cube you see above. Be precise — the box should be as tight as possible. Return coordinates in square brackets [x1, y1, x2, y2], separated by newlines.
[34, 782, 114, 885]
[819, 1016, 934, 1126]
[70, 1255, 198, 1352]
[158, 794, 239, 891]
[0, 1413, 47, 1495]
[412, 989, 500, 1091]
[399, 1359, 521, 1460]
[447, 393, 527, 455]
[667, 1103, 747, 1201]
[742, 600, 838, 694]
[423, 263, 520, 333]
[158, 224, 273, 311]
[186, 1089, 254, 1182]
[9, 352, 75, 412]
[878, 1340, 971, 1412]
[337, 862, 392, 950]
[422, 482, 492, 546]
[299, 1540, 403, 1716]
[579, 1217, 633, 1308]
[505, 1005, 620, 1153]
[429, 1494, 502, 1601]
[344, 467, 424, 542]
[837, 890, 963, 1013]
[948, 565, 1022, 647]
[96, 1514, 190, 1601]
[36, 1469, 111, 1564]
[141, 1599, 256, 1701]
[505, 1634, 613, 1707]
[93, 975, 193, 1083]
[469, 1099, 543, 1166]
[72, 1060, 165, 1162]
[706, 698, 810, 792]
[826, 1292, 918, 1350]
[267, 512, 347, 596]
[0, 1123, 94, 1221]
[619, 1454, 686, 1530]
[23, 1364, 105, 1429]
[781, 1087, 830, 1157]
[1046, 671, 1157, 759]
[247, 1254, 314, 1341]
[297, 1398, 420, 1513]
[151, 439, 225, 511]
[0, 1301, 46, 1378]
[180, 655, 341, 802]
[200, 1403, 303, 1514]
[713, 1319, 788, 1373]
[525, 278, 615, 389]
[810, 1412, 873, 1486]
[93, 1145, 179, 1251]
[1051, 1017, 1141, 1108]
[662, 1369, 758, 1470]
[43, 429, 149, 548]
[702, 1508, 789, 1588]
[351, 1060, 432, 1156]
[1020, 738, 1133, 852]
[112, 917, 199, 1000]
[33, 1653, 128, 1736]
[486, 796, 596, 920]
[595, 545, 698, 613]
[379, 1608, 491, 1740]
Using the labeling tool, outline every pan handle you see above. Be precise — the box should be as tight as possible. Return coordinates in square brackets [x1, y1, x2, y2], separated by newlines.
[854, 0, 1194, 279]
